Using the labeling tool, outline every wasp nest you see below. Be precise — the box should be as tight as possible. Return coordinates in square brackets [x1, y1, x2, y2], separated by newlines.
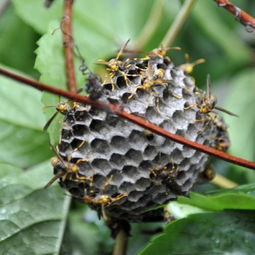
[49, 48, 229, 222]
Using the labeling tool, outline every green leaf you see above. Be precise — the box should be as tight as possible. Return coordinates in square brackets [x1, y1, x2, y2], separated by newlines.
[35, 21, 69, 145]
[166, 201, 206, 219]
[176, 183, 255, 211]
[63, 208, 113, 255]
[0, 66, 52, 167]
[139, 210, 255, 255]
[0, 66, 45, 129]
[224, 68, 255, 182]
[0, 6, 37, 75]
[0, 162, 70, 255]
[193, 1, 250, 65]
[12, 0, 62, 34]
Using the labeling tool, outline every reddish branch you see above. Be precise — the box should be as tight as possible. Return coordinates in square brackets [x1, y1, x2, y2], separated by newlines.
[214, 0, 255, 30]
[62, 0, 77, 93]
[1, 68, 255, 171]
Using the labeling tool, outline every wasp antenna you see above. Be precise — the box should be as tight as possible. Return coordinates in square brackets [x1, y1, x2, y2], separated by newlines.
[49, 143, 63, 162]
[97, 59, 109, 66]
[43, 111, 59, 131]
[43, 105, 56, 110]
[214, 106, 238, 117]
[44, 171, 64, 189]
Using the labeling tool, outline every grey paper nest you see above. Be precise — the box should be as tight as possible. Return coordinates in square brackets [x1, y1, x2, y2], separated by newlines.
[51, 49, 229, 222]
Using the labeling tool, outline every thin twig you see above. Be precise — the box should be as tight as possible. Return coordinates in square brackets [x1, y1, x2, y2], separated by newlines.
[62, 0, 77, 93]
[211, 173, 237, 188]
[134, 0, 165, 50]
[161, 0, 197, 47]
[1, 68, 255, 171]
[213, 0, 255, 30]
[0, 0, 10, 16]
[113, 228, 129, 255]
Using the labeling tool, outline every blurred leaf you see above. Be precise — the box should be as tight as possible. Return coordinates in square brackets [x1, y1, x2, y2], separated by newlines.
[177, 183, 255, 211]
[224, 68, 255, 182]
[0, 162, 70, 254]
[0, 6, 37, 75]
[139, 210, 255, 255]
[63, 208, 112, 255]
[128, 222, 164, 255]
[0, 66, 52, 167]
[12, 0, 62, 33]
[193, 1, 251, 64]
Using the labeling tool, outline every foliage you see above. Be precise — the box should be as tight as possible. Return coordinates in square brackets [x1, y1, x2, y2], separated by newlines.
[0, 0, 255, 254]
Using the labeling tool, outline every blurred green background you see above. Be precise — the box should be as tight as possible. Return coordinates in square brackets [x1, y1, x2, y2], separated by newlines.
[0, 0, 255, 254]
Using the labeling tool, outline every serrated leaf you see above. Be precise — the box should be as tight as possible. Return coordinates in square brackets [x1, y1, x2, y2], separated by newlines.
[177, 183, 255, 211]
[0, 162, 70, 255]
[139, 210, 255, 255]
[35, 21, 70, 145]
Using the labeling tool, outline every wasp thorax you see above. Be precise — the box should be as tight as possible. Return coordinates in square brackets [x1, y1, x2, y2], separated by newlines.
[50, 48, 230, 221]
[56, 102, 69, 114]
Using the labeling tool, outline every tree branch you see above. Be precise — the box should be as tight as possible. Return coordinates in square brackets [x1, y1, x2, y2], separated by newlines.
[62, 0, 77, 93]
[1, 67, 255, 171]
[213, 0, 255, 30]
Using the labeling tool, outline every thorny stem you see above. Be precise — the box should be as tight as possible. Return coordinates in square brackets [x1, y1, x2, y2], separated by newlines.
[134, 0, 165, 50]
[161, 0, 197, 47]
[62, 0, 77, 93]
[1, 67, 255, 171]
[213, 0, 255, 30]
[211, 174, 237, 188]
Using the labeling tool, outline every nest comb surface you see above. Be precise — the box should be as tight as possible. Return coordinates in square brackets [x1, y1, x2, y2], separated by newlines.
[53, 50, 229, 222]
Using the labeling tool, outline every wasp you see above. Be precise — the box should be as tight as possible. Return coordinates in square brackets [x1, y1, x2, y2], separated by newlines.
[179, 53, 205, 74]
[149, 45, 181, 59]
[82, 193, 127, 220]
[44, 141, 92, 188]
[200, 163, 215, 181]
[43, 101, 70, 131]
[185, 74, 238, 117]
[150, 161, 185, 195]
[75, 175, 127, 219]
[43, 100, 89, 131]
[98, 40, 140, 90]
[209, 112, 230, 151]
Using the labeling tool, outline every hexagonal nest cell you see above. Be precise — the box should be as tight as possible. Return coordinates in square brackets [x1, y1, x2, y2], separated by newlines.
[49, 47, 230, 222]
